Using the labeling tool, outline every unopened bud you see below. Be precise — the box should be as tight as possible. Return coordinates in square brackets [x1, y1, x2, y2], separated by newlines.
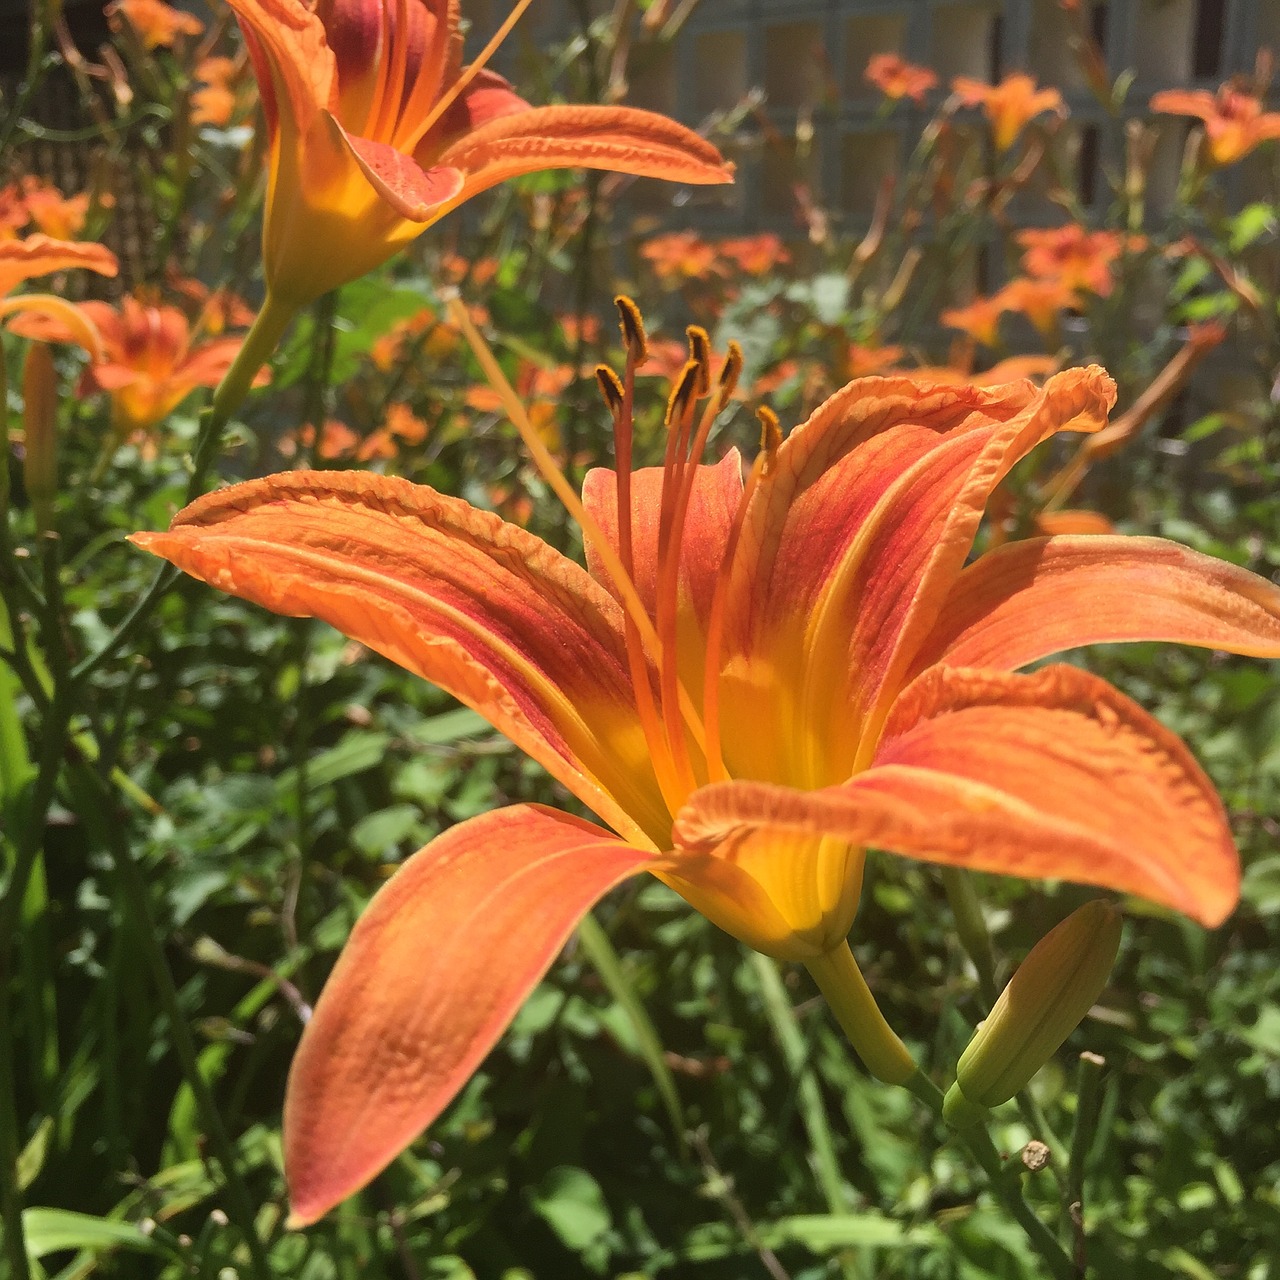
[945, 900, 1122, 1125]
[22, 344, 58, 532]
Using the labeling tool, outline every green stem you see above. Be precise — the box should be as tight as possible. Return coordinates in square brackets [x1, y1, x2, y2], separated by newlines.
[940, 867, 998, 1006]
[805, 941, 917, 1085]
[210, 290, 296, 429]
[77, 763, 273, 1280]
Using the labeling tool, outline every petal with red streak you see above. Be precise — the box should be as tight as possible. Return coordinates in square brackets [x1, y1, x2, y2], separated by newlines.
[129, 472, 666, 845]
[911, 534, 1280, 675]
[433, 104, 735, 199]
[582, 451, 743, 631]
[226, 0, 336, 135]
[284, 804, 654, 1225]
[327, 111, 464, 220]
[675, 664, 1238, 927]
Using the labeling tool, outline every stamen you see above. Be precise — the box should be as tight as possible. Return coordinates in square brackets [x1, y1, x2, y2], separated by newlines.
[717, 340, 744, 407]
[450, 296, 705, 813]
[686, 326, 712, 397]
[401, 0, 536, 155]
[757, 406, 782, 474]
[615, 295, 649, 364]
[595, 364, 624, 418]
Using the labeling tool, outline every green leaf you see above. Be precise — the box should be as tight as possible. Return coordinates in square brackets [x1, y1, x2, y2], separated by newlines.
[527, 1165, 613, 1251]
[22, 1208, 165, 1261]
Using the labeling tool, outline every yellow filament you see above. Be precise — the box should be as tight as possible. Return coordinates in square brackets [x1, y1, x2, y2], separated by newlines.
[401, 0, 536, 156]
[450, 297, 707, 813]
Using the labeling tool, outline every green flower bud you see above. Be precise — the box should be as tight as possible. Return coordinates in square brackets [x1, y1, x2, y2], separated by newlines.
[951, 900, 1122, 1115]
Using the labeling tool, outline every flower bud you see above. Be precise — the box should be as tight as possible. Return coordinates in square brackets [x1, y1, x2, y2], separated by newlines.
[946, 900, 1122, 1122]
[21, 343, 58, 532]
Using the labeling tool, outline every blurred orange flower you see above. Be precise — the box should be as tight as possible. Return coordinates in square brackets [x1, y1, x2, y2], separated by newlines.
[20, 178, 91, 241]
[641, 230, 718, 285]
[232, 0, 733, 310]
[0, 235, 119, 358]
[846, 343, 905, 379]
[866, 53, 937, 104]
[942, 295, 1007, 348]
[107, 0, 204, 49]
[1150, 85, 1280, 166]
[952, 73, 1063, 152]
[192, 57, 243, 128]
[998, 276, 1079, 337]
[718, 234, 791, 276]
[20, 294, 268, 435]
[1017, 225, 1143, 298]
[466, 359, 574, 450]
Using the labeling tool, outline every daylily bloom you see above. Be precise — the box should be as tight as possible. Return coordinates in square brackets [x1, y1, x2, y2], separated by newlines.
[941, 294, 1007, 348]
[640, 229, 720, 285]
[233, 0, 732, 313]
[135, 315, 1280, 1223]
[1150, 85, 1280, 166]
[19, 178, 91, 241]
[0, 235, 119, 358]
[1016, 225, 1143, 298]
[16, 294, 268, 436]
[866, 53, 938, 105]
[952, 73, 1064, 153]
[107, 0, 204, 49]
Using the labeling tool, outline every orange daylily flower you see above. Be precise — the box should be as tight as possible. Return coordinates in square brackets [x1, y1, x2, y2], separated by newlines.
[941, 294, 1008, 348]
[135, 336, 1280, 1224]
[1150, 85, 1280, 166]
[19, 178, 91, 241]
[1016, 225, 1143, 298]
[234, 0, 733, 310]
[192, 56, 244, 128]
[16, 294, 268, 436]
[640, 230, 719, 285]
[952, 73, 1064, 153]
[0, 235, 119, 358]
[998, 275, 1079, 337]
[846, 343, 905, 379]
[107, 0, 204, 48]
[866, 53, 938, 105]
[717, 234, 791, 276]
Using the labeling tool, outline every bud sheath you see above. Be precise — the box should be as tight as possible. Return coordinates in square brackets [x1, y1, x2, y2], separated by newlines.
[952, 900, 1122, 1112]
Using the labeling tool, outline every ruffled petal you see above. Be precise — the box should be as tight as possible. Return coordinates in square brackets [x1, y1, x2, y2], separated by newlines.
[130, 472, 667, 844]
[432, 102, 735, 201]
[0, 235, 118, 297]
[675, 664, 1238, 927]
[284, 804, 654, 1225]
[227, 0, 337, 137]
[911, 534, 1280, 674]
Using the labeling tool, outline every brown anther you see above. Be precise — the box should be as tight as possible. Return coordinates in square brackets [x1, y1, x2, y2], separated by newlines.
[595, 364, 625, 418]
[665, 360, 701, 430]
[756, 405, 782, 473]
[717, 341, 744, 405]
[615, 295, 648, 364]
[686, 326, 712, 397]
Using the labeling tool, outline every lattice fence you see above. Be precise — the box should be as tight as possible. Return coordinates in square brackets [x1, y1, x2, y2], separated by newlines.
[520, 0, 1280, 233]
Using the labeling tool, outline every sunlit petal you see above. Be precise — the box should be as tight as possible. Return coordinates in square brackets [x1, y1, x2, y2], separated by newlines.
[911, 534, 1280, 674]
[284, 804, 654, 1225]
[677, 664, 1238, 927]
[130, 472, 666, 844]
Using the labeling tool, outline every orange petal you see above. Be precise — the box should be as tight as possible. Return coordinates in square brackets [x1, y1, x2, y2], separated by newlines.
[327, 111, 464, 220]
[675, 664, 1239, 926]
[434, 103, 735, 201]
[0, 235, 118, 297]
[284, 804, 653, 1225]
[0, 295, 107, 361]
[130, 472, 666, 845]
[1149, 89, 1218, 122]
[226, 0, 337, 137]
[910, 534, 1280, 674]
[582, 452, 743, 633]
